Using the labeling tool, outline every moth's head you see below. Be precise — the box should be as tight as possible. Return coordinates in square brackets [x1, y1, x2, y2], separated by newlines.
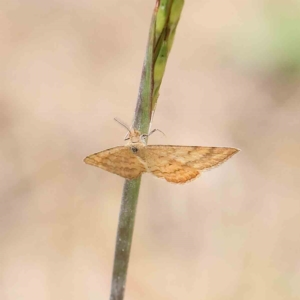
[124, 129, 147, 145]
[114, 118, 147, 145]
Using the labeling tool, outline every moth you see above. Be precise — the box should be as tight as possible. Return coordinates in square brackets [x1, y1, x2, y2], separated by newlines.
[84, 119, 239, 184]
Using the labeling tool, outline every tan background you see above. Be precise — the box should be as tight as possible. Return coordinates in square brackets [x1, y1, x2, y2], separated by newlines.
[1, 0, 300, 299]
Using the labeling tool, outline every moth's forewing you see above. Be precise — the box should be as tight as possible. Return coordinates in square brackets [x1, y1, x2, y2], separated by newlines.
[84, 146, 146, 179]
[136, 145, 239, 183]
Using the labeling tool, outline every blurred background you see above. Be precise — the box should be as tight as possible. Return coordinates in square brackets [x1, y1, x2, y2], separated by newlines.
[1, 0, 300, 299]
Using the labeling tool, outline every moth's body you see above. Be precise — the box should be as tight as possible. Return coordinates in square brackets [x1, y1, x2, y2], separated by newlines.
[84, 128, 239, 184]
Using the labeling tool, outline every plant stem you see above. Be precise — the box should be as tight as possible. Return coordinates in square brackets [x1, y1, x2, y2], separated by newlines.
[109, 178, 141, 300]
[109, 1, 184, 299]
[109, 6, 156, 300]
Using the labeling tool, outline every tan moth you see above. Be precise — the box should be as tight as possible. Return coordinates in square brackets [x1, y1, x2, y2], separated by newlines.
[84, 119, 239, 184]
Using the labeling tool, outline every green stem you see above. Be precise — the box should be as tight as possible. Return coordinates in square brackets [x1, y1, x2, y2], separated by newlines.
[109, 5, 156, 300]
[109, 1, 184, 299]
[109, 178, 141, 300]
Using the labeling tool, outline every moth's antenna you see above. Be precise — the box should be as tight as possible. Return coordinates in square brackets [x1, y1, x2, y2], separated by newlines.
[144, 129, 166, 137]
[114, 118, 131, 132]
[149, 129, 165, 137]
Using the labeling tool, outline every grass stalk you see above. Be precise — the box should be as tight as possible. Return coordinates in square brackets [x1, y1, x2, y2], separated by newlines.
[109, 1, 184, 299]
